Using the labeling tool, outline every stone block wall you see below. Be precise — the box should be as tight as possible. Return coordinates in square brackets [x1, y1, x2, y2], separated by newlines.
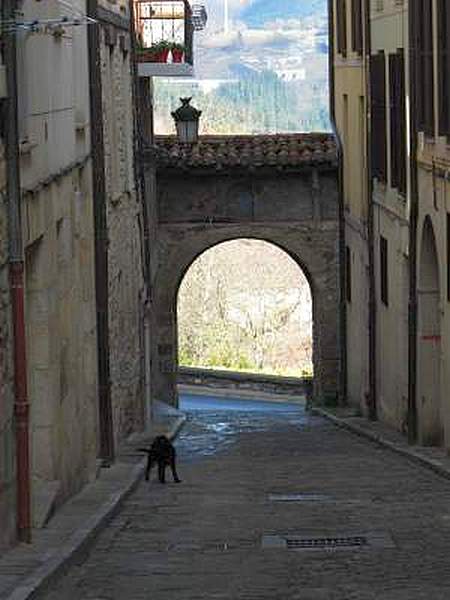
[17, 0, 99, 518]
[0, 139, 16, 551]
[98, 7, 146, 444]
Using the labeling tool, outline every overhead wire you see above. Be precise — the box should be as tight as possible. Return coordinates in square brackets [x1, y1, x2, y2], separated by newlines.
[1, 0, 97, 34]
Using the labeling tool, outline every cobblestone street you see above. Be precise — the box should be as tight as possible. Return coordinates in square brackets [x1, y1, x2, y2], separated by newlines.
[43, 395, 450, 599]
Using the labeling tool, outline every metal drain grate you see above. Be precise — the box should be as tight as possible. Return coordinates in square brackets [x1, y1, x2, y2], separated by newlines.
[268, 493, 330, 503]
[285, 536, 368, 550]
[261, 531, 394, 551]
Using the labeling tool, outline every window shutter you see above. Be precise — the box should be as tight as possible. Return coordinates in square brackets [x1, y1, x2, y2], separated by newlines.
[337, 0, 347, 57]
[380, 236, 389, 306]
[370, 52, 387, 182]
[346, 246, 352, 303]
[351, 0, 363, 55]
[389, 50, 406, 194]
[412, 0, 434, 135]
[438, 0, 450, 136]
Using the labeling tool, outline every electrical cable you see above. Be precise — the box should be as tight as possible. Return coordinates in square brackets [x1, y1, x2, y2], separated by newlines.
[0, 0, 97, 34]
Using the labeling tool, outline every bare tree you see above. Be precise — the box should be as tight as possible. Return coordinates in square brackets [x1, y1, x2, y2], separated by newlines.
[177, 239, 313, 375]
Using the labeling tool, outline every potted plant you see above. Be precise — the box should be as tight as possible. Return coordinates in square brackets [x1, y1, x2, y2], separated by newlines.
[136, 40, 171, 63]
[151, 40, 171, 63]
[171, 43, 185, 63]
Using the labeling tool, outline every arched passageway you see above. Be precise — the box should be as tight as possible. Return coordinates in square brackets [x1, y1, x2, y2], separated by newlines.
[417, 217, 442, 445]
[147, 133, 340, 410]
[177, 239, 313, 378]
[149, 225, 339, 409]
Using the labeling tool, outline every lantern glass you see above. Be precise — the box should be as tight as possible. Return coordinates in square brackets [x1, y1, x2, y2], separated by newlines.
[176, 120, 199, 144]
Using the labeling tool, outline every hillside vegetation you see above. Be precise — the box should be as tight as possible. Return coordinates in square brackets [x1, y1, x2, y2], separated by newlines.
[177, 240, 313, 377]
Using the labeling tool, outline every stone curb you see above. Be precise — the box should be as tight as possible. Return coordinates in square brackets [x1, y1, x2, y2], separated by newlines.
[178, 384, 305, 404]
[3, 415, 186, 600]
[312, 407, 450, 482]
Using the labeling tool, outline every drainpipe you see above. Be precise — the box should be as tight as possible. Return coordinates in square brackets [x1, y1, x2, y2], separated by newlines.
[87, 0, 115, 462]
[407, 5, 418, 444]
[3, 0, 32, 542]
[327, 0, 347, 405]
[364, 0, 377, 421]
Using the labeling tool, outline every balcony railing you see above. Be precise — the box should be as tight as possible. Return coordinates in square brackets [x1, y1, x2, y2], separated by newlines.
[134, 0, 206, 77]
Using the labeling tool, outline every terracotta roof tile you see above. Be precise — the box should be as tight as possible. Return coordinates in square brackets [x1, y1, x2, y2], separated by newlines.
[154, 133, 337, 172]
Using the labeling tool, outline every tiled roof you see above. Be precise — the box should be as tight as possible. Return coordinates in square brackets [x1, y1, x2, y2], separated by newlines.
[154, 133, 337, 172]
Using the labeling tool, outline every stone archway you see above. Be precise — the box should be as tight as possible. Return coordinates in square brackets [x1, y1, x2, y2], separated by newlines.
[146, 134, 340, 410]
[417, 217, 442, 445]
[150, 223, 339, 408]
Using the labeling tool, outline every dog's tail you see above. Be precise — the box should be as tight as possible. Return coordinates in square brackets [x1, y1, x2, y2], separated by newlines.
[137, 448, 151, 454]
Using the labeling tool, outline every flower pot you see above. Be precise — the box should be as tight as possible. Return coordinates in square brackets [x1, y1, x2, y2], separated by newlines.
[157, 48, 170, 63]
[172, 49, 184, 63]
[137, 48, 170, 63]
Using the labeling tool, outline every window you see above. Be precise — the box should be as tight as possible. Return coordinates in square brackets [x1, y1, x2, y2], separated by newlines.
[359, 96, 365, 198]
[411, 0, 434, 135]
[351, 0, 363, 55]
[343, 94, 349, 205]
[437, 0, 450, 136]
[346, 246, 352, 303]
[389, 50, 406, 194]
[370, 52, 387, 183]
[336, 0, 347, 57]
[380, 236, 389, 306]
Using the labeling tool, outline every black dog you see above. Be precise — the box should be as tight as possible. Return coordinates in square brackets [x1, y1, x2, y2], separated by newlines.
[140, 435, 181, 484]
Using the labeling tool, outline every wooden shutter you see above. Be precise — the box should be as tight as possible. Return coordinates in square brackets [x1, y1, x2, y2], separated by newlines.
[351, 0, 363, 55]
[438, 0, 450, 136]
[412, 0, 434, 135]
[389, 50, 406, 194]
[346, 246, 352, 303]
[370, 52, 387, 183]
[380, 236, 389, 306]
[336, 0, 347, 57]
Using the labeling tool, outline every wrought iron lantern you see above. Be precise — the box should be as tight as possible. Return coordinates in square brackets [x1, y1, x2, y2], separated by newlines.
[171, 97, 202, 143]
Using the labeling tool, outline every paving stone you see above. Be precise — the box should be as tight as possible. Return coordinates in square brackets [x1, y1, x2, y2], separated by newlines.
[39, 403, 450, 599]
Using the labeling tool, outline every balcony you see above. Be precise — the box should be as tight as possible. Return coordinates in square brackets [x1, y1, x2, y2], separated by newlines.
[134, 0, 207, 78]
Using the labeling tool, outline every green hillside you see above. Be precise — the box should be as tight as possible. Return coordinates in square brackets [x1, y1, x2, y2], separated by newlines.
[154, 70, 330, 135]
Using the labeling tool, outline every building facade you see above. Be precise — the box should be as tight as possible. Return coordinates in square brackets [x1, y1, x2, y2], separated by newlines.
[90, 0, 148, 458]
[0, 0, 148, 549]
[18, 0, 99, 524]
[0, 35, 17, 551]
[331, 0, 371, 418]
[332, 0, 450, 447]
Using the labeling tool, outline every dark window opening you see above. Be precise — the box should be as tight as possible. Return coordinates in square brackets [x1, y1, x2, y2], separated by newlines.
[370, 52, 387, 183]
[389, 50, 406, 194]
[380, 236, 389, 306]
[346, 246, 352, 303]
